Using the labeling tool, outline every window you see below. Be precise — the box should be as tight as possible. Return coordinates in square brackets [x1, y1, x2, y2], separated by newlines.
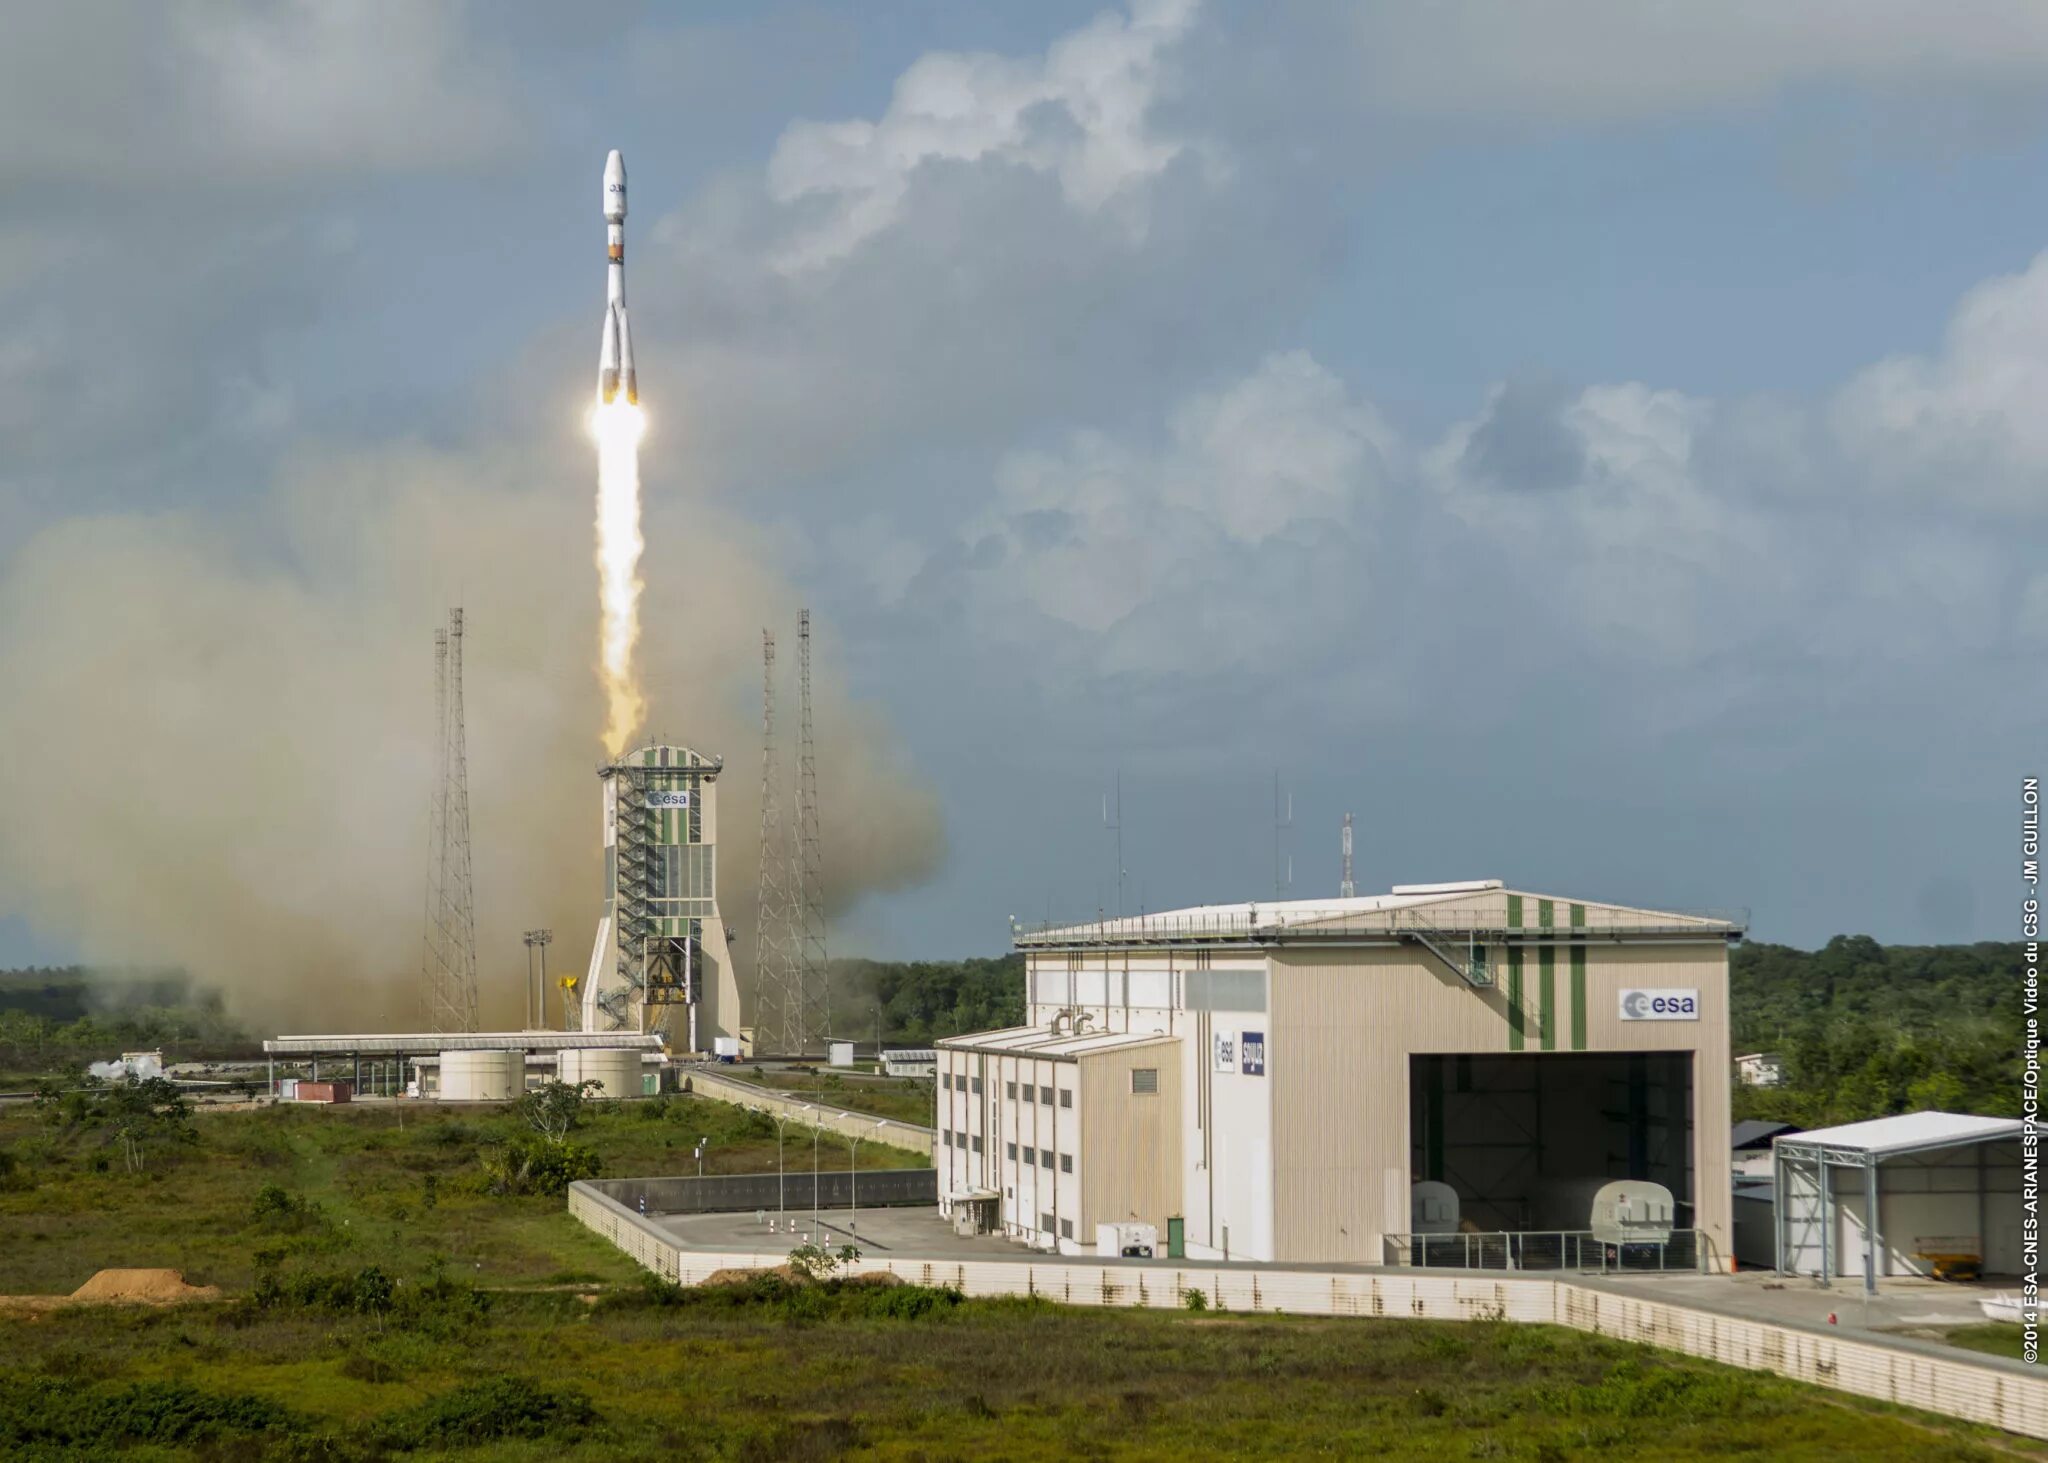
[1039, 1148, 1053, 1169]
[1006, 1142, 1017, 1160]
[1060, 1218, 1074, 1240]
[1022, 1146, 1036, 1165]
[1039, 1085, 1053, 1105]
[1131, 1068, 1159, 1095]
[1059, 1088, 1073, 1109]
[1060, 1154, 1072, 1173]
[971, 1136, 983, 1154]
[1006, 1080, 1017, 1100]
[1040, 1212, 1055, 1233]
[971, 1076, 982, 1095]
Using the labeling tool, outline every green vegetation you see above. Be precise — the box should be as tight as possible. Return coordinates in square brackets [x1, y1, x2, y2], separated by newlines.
[0, 1092, 925, 1297]
[1945, 1324, 2025, 1362]
[828, 952, 1025, 1043]
[0, 1283, 2008, 1458]
[732, 1066, 934, 1124]
[0, 967, 251, 1086]
[1731, 938, 2018, 1125]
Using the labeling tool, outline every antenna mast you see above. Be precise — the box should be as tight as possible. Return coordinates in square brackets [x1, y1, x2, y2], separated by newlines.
[1341, 812, 1355, 898]
[424, 609, 479, 1033]
[1273, 770, 1293, 900]
[795, 609, 830, 1048]
[753, 630, 801, 1054]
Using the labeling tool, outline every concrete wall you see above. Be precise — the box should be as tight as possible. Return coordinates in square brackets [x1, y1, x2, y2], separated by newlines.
[570, 1181, 2048, 1443]
[583, 1167, 935, 1217]
[682, 1069, 934, 1159]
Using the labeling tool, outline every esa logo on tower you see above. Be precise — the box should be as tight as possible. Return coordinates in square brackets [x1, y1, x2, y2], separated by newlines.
[1618, 988, 1700, 1021]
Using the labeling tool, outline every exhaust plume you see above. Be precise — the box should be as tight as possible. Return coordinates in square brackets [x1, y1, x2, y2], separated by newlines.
[0, 437, 945, 1031]
[590, 397, 648, 757]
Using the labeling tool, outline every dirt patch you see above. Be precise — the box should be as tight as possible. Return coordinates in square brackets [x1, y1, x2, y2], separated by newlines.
[700, 1264, 812, 1287]
[0, 1268, 223, 1312]
[842, 1270, 904, 1288]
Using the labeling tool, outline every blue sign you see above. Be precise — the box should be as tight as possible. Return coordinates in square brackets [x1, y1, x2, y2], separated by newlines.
[1240, 1030, 1265, 1076]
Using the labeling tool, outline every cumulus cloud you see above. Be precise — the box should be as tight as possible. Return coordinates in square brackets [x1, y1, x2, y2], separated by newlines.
[765, 0, 1200, 270]
[1346, 1, 2048, 124]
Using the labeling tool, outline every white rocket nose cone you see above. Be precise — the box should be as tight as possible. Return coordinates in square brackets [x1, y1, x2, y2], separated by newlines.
[603, 149, 627, 222]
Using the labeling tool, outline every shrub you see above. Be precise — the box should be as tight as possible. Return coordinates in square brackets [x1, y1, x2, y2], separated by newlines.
[1182, 1288, 1209, 1312]
[253, 1264, 395, 1315]
[480, 1135, 601, 1196]
[373, 1376, 597, 1449]
[0, 1377, 299, 1449]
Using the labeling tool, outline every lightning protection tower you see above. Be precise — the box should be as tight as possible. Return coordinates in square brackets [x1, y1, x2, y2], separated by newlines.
[423, 609, 480, 1033]
[752, 630, 801, 1054]
[1341, 812, 1356, 899]
[795, 609, 830, 1049]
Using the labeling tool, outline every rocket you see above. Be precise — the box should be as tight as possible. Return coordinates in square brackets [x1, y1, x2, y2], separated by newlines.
[598, 149, 636, 405]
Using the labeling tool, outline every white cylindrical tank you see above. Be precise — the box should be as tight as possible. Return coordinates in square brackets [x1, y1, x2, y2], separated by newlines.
[1589, 1180, 1677, 1246]
[1411, 1180, 1460, 1236]
[558, 1047, 641, 1099]
[827, 1040, 855, 1068]
[438, 1049, 521, 1102]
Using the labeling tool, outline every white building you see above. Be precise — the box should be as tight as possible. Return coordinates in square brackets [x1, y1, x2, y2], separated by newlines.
[1734, 1051, 1785, 1087]
[937, 881, 1742, 1267]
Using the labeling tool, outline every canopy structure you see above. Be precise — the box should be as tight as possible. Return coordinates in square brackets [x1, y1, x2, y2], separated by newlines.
[1774, 1111, 2024, 1293]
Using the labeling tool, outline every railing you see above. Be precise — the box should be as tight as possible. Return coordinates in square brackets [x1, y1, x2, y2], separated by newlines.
[1383, 1230, 1704, 1275]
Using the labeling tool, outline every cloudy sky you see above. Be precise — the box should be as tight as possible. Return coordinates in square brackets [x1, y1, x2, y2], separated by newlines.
[3, 1, 2046, 993]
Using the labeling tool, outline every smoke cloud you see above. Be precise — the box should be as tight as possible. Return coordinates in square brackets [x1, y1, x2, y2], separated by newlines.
[0, 430, 945, 1032]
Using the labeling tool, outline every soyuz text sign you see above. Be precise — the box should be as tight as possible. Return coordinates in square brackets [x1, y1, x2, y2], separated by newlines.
[1619, 988, 1700, 1021]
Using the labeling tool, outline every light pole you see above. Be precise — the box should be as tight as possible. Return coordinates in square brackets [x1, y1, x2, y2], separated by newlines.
[801, 1104, 819, 1243]
[694, 1137, 708, 1179]
[522, 929, 552, 1030]
[844, 1118, 889, 1236]
[769, 1111, 795, 1231]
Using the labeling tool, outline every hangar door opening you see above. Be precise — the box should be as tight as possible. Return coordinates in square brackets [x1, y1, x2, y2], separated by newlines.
[1410, 1052, 1693, 1240]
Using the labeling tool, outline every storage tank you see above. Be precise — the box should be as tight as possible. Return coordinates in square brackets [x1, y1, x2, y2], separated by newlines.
[558, 1047, 641, 1099]
[1410, 1181, 1460, 1236]
[438, 1049, 521, 1102]
[827, 1040, 855, 1068]
[1589, 1180, 1677, 1246]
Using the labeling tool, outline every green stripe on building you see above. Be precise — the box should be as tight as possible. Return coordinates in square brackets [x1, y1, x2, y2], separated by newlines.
[1537, 900, 1555, 1050]
[1507, 946, 1524, 1051]
[1507, 893, 1523, 928]
[1570, 903, 1587, 1051]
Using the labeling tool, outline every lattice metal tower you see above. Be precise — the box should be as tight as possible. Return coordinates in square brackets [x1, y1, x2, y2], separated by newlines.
[795, 609, 830, 1047]
[422, 609, 479, 1033]
[752, 630, 801, 1054]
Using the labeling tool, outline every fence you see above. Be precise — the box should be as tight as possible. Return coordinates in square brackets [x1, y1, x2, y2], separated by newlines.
[568, 1180, 2048, 1442]
[1384, 1230, 1703, 1274]
[680, 1069, 934, 1159]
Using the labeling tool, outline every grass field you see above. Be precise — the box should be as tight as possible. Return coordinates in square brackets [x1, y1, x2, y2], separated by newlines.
[0, 1097, 2029, 1459]
[730, 1067, 934, 1126]
[0, 1094, 926, 1296]
[1946, 1324, 2026, 1361]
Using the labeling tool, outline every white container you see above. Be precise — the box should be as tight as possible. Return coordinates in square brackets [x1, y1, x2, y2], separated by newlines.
[438, 1049, 521, 1102]
[1411, 1181, 1460, 1235]
[827, 1040, 855, 1068]
[1096, 1221, 1158, 1258]
[278, 1078, 300, 1100]
[1589, 1180, 1676, 1246]
[714, 1036, 740, 1062]
[557, 1047, 641, 1099]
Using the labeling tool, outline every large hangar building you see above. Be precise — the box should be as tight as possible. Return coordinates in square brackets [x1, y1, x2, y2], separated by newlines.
[935, 880, 1742, 1268]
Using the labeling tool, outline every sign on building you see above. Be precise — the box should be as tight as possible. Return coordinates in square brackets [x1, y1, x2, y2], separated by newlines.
[646, 790, 691, 809]
[1619, 988, 1700, 1021]
[1212, 1031, 1236, 1072]
[1240, 1030, 1265, 1076]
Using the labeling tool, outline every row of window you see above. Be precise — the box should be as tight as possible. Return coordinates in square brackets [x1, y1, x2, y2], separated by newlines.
[940, 1070, 1077, 1109]
[940, 1129, 985, 1154]
[998, 1142, 1073, 1173]
[1040, 1214, 1075, 1239]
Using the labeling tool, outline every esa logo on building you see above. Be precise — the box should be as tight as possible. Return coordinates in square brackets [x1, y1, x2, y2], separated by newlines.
[1212, 1031, 1236, 1072]
[1240, 1030, 1265, 1076]
[646, 790, 691, 809]
[1618, 988, 1700, 1021]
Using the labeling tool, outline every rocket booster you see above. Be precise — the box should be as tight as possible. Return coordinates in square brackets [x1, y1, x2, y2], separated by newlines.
[598, 149, 636, 405]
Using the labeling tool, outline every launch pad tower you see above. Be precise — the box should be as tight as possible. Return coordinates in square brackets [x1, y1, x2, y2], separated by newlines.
[582, 744, 739, 1051]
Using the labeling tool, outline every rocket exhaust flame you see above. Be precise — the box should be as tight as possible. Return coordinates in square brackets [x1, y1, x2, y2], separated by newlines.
[591, 396, 646, 756]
